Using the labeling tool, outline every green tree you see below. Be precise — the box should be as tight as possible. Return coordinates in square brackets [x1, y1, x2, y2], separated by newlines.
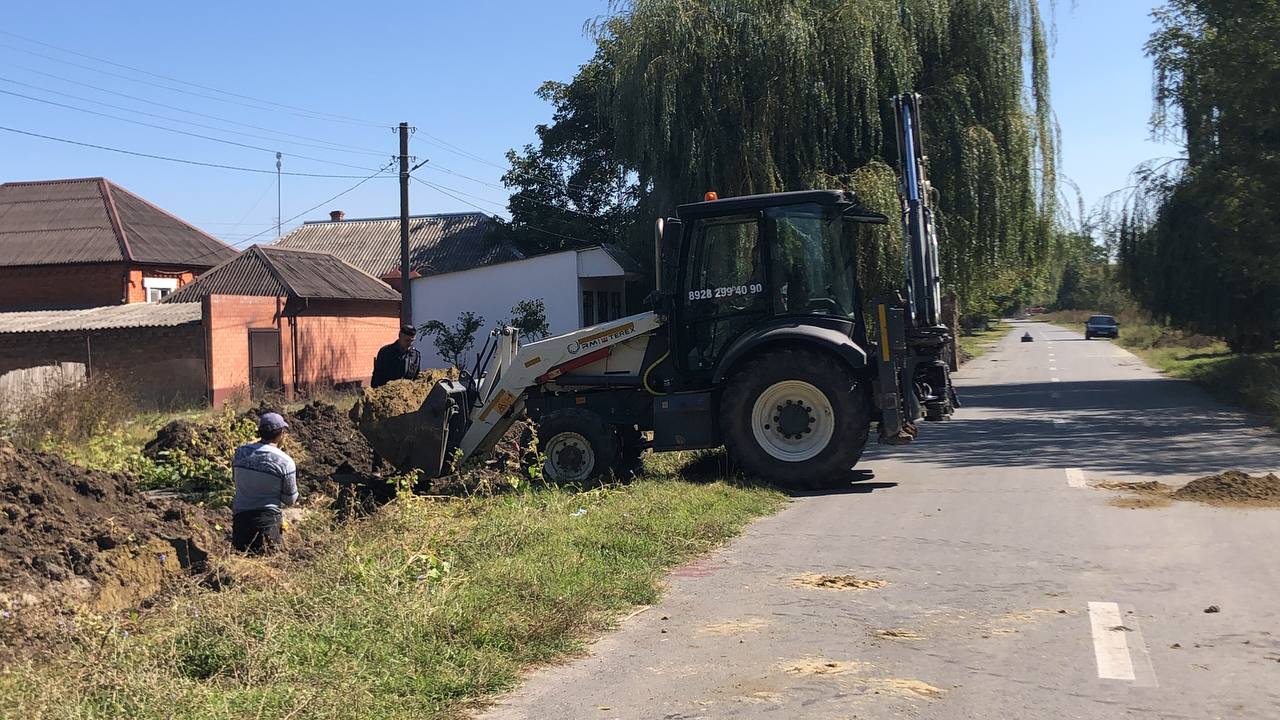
[506, 298, 551, 341]
[1119, 0, 1280, 351]
[504, 0, 1059, 316]
[420, 312, 485, 370]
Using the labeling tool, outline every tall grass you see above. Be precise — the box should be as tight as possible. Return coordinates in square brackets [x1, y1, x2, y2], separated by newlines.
[1, 468, 785, 719]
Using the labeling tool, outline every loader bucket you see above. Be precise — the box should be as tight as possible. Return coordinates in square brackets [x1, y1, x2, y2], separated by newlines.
[350, 377, 465, 478]
[413, 380, 465, 477]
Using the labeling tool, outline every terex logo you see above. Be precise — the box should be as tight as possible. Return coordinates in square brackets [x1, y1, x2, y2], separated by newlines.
[568, 322, 636, 355]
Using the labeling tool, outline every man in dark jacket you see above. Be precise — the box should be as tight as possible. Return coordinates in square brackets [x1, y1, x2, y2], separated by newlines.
[371, 323, 422, 388]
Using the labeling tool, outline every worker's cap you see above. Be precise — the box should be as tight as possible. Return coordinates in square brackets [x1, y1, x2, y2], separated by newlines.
[400, 323, 417, 337]
[258, 412, 289, 436]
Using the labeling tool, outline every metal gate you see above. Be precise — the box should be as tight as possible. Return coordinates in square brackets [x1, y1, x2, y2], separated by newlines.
[248, 329, 283, 399]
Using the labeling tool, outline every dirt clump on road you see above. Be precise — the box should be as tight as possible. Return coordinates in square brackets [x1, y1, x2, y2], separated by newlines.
[794, 573, 887, 590]
[1171, 470, 1280, 506]
[783, 658, 867, 675]
[865, 678, 946, 699]
[1097, 472, 1280, 509]
[876, 628, 923, 640]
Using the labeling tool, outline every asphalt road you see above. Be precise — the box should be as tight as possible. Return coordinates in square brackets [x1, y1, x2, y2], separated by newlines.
[481, 321, 1280, 720]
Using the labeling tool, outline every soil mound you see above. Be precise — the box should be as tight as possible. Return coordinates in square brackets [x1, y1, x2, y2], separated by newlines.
[285, 401, 382, 480]
[348, 374, 453, 474]
[0, 441, 220, 612]
[1172, 470, 1280, 506]
[143, 417, 245, 465]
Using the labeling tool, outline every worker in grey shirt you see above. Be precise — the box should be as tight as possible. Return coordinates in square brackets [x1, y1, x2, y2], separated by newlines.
[231, 412, 298, 553]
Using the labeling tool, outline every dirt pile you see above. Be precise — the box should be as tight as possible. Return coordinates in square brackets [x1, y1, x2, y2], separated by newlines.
[143, 415, 248, 465]
[348, 378, 442, 473]
[1172, 470, 1280, 506]
[0, 441, 221, 613]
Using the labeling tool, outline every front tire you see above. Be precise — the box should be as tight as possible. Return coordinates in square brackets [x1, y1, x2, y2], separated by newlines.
[538, 409, 618, 485]
[720, 349, 871, 489]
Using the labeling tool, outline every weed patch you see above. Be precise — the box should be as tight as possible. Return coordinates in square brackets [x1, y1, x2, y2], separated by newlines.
[0, 474, 784, 719]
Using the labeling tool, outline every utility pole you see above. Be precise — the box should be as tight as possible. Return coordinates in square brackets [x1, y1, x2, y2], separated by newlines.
[275, 152, 282, 239]
[398, 122, 413, 327]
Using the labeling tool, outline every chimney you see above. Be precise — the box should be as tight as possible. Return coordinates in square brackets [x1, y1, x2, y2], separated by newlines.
[329, 210, 345, 222]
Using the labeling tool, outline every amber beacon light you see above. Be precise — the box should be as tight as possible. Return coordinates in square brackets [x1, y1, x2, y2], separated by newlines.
[703, 191, 719, 201]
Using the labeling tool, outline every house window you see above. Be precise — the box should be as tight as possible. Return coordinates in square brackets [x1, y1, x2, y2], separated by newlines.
[582, 290, 594, 326]
[142, 277, 179, 303]
[597, 291, 609, 324]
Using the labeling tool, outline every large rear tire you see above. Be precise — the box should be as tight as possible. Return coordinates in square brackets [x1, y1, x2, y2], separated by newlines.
[720, 349, 871, 489]
[538, 408, 619, 485]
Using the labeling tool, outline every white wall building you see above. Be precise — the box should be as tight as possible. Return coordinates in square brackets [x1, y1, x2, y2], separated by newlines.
[273, 211, 640, 368]
[410, 246, 634, 367]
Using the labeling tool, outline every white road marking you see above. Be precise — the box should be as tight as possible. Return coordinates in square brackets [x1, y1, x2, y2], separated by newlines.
[1053, 419, 1067, 427]
[1050, 392, 1062, 399]
[1051, 377, 1061, 383]
[1050, 366, 1058, 371]
[1066, 468, 1087, 487]
[1088, 602, 1136, 681]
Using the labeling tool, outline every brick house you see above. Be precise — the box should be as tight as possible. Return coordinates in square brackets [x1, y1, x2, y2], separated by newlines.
[0, 178, 238, 311]
[165, 246, 402, 404]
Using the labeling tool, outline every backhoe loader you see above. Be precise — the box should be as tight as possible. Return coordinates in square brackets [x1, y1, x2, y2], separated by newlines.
[410, 93, 957, 489]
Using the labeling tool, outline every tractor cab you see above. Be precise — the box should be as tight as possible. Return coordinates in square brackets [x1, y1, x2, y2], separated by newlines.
[656, 190, 888, 388]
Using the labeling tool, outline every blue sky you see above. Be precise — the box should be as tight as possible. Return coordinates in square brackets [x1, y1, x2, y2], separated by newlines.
[0, 1, 1179, 247]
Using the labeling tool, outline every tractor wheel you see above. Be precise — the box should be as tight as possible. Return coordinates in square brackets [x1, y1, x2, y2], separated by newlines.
[720, 349, 871, 490]
[538, 409, 619, 485]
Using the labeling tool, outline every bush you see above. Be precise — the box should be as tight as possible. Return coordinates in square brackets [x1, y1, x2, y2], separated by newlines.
[0, 373, 136, 449]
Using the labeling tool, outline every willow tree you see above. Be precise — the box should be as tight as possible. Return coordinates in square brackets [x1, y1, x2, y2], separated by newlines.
[504, 0, 1057, 313]
[1117, 0, 1280, 352]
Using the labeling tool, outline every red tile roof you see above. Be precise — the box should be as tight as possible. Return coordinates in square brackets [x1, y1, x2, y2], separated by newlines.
[0, 178, 237, 269]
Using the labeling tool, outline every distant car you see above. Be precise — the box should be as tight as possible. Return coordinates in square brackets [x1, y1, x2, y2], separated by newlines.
[1084, 314, 1119, 340]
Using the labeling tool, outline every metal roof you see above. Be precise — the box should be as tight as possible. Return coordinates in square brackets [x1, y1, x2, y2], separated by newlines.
[0, 178, 238, 268]
[272, 212, 521, 277]
[165, 246, 401, 303]
[0, 302, 201, 334]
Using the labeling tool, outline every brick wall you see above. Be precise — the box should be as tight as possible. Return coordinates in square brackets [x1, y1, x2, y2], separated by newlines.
[0, 264, 202, 310]
[0, 323, 206, 407]
[0, 263, 127, 310]
[204, 294, 285, 406]
[291, 300, 400, 392]
[126, 268, 197, 304]
[204, 295, 401, 405]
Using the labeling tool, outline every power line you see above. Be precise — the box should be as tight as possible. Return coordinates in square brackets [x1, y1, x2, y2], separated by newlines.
[234, 161, 397, 246]
[409, 175, 595, 246]
[0, 87, 383, 172]
[0, 41, 385, 130]
[0, 31, 387, 128]
[0, 71, 387, 157]
[0, 124, 386, 178]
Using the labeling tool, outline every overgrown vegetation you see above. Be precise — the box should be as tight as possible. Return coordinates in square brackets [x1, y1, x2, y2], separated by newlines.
[501, 0, 1060, 318]
[0, 461, 784, 720]
[957, 320, 1008, 362]
[0, 373, 137, 449]
[1110, 0, 1280, 352]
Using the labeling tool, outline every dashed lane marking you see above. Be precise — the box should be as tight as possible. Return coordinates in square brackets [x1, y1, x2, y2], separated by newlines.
[1088, 601, 1136, 680]
[1051, 377, 1061, 383]
[1066, 468, 1087, 488]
